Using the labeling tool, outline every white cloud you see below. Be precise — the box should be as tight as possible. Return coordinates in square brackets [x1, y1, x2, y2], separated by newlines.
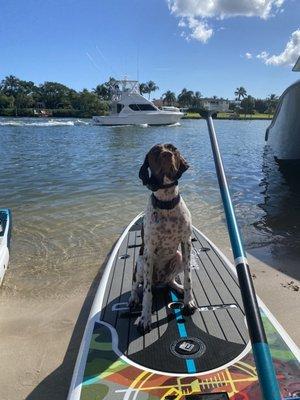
[168, 0, 285, 42]
[257, 29, 300, 66]
[178, 19, 186, 27]
[245, 52, 253, 59]
[168, 0, 285, 19]
[186, 17, 213, 43]
[257, 51, 269, 60]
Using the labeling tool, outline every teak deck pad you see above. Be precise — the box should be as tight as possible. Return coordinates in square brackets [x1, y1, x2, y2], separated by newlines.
[101, 217, 249, 374]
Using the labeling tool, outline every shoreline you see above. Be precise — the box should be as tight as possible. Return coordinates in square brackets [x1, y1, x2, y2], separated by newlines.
[0, 114, 273, 121]
[182, 113, 273, 120]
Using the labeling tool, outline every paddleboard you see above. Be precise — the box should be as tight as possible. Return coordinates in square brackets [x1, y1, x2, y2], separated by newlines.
[68, 214, 300, 399]
[0, 208, 12, 285]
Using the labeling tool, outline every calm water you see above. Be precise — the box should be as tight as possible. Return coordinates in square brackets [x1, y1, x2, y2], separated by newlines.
[1, 117, 299, 299]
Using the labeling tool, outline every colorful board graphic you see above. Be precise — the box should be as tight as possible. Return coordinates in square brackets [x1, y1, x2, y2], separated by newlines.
[78, 312, 300, 399]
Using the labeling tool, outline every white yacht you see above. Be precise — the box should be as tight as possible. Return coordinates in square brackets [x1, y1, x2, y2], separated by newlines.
[93, 80, 183, 126]
[265, 57, 300, 163]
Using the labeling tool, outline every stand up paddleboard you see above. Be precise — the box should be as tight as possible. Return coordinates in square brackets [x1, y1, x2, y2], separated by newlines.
[68, 214, 300, 400]
[0, 208, 12, 285]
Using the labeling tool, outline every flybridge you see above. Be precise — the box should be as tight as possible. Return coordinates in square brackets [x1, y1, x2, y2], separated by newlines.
[110, 79, 140, 102]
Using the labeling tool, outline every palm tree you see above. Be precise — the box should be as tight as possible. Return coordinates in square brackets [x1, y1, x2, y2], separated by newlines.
[266, 94, 279, 117]
[139, 83, 149, 96]
[162, 90, 176, 106]
[192, 91, 202, 108]
[234, 87, 247, 101]
[178, 88, 194, 108]
[146, 81, 159, 100]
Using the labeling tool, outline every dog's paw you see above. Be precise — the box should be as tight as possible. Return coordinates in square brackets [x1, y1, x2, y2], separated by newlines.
[128, 292, 140, 309]
[183, 299, 197, 315]
[136, 315, 152, 334]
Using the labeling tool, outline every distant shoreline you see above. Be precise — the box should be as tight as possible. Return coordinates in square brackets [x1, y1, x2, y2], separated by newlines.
[183, 112, 273, 120]
[0, 112, 274, 121]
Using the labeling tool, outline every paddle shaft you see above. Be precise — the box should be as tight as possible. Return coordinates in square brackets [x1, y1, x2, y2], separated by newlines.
[204, 113, 282, 400]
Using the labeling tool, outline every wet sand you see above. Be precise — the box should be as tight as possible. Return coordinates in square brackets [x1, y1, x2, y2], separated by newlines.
[0, 246, 299, 400]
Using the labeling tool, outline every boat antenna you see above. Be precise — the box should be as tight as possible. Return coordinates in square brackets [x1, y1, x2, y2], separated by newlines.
[199, 104, 291, 400]
[136, 43, 140, 82]
[86, 52, 102, 73]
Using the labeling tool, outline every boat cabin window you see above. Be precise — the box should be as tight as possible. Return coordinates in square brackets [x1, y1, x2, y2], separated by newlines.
[117, 104, 124, 113]
[129, 104, 156, 111]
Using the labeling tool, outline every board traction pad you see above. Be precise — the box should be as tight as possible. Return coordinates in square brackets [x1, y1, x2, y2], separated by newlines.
[75, 218, 300, 399]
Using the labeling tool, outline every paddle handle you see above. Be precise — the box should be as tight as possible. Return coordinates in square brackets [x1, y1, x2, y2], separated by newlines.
[204, 113, 282, 400]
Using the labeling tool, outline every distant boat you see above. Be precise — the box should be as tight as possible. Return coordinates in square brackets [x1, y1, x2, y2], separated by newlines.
[265, 56, 300, 164]
[33, 109, 52, 118]
[93, 80, 183, 126]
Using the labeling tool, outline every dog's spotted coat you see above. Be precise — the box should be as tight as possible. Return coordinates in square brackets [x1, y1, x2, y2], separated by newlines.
[129, 144, 196, 333]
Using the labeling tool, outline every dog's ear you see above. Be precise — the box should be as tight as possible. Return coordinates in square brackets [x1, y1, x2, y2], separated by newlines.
[139, 154, 150, 185]
[176, 154, 189, 180]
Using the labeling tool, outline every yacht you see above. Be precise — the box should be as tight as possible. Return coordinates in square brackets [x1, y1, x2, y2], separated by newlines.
[93, 80, 183, 126]
[265, 57, 300, 163]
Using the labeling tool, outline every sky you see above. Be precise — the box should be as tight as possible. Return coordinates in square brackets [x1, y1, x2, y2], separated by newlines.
[0, 0, 299, 99]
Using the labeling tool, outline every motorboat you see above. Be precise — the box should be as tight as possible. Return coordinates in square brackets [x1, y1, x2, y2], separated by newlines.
[93, 80, 183, 126]
[265, 57, 300, 163]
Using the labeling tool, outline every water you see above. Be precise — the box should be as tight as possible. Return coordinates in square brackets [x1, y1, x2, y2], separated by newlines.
[1, 117, 299, 300]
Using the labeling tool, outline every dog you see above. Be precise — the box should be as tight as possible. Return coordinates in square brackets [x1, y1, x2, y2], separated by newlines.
[129, 143, 196, 333]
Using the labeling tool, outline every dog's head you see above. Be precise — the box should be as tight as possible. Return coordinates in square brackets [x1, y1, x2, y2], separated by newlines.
[139, 143, 189, 191]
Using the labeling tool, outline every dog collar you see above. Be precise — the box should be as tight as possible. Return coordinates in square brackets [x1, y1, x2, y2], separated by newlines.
[151, 193, 181, 210]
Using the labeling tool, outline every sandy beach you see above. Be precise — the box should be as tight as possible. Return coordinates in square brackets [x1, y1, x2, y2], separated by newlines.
[0, 260, 105, 400]
[0, 243, 298, 400]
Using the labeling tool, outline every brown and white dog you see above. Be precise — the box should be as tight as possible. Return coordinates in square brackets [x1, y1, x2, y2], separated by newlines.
[129, 143, 196, 333]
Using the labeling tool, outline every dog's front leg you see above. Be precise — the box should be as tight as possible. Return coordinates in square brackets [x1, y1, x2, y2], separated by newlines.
[129, 255, 143, 309]
[181, 239, 197, 315]
[137, 251, 153, 333]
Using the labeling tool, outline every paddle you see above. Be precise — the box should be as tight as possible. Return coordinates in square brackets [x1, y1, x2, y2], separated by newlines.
[199, 105, 287, 400]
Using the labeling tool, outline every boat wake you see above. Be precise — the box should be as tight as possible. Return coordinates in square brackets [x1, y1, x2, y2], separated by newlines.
[0, 119, 90, 127]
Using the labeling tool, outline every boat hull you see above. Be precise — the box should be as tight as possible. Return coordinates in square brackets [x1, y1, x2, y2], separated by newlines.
[266, 80, 300, 161]
[92, 111, 183, 126]
[0, 209, 12, 284]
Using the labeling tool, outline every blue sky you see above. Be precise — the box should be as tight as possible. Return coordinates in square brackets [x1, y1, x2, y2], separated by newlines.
[0, 0, 299, 99]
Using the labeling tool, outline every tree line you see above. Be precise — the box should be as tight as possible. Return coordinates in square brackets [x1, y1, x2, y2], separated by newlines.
[162, 86, 279, 116]
[0, 75, 110, 117]
[0, 76, 279, 118]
